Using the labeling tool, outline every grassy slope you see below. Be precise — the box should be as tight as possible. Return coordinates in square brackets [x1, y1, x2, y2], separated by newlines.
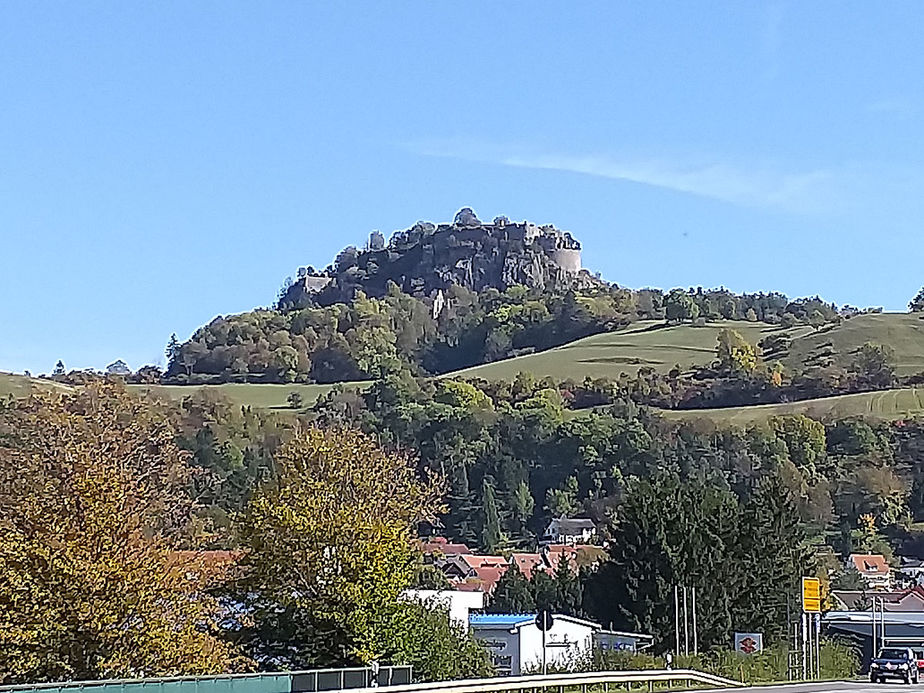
[0, 372, 72, 398]
[784, 312, 924, 376]
[451, 320, 811, 382]
[19, 313, 923, 423]
[129, 382, 350, 409]
[127, 321, 809, 409]
[660, 388, 924, 425]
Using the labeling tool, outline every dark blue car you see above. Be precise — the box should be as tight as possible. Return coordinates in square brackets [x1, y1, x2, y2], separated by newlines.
[870, 647, 920, 684]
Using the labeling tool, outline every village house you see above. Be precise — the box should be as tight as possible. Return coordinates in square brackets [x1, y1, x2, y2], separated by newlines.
[469, 613, 599, 675]
[830, 587, 924, 612]
[417, 536, 472, 557]
[541, 518, 597, 546]
[848, 553, 893, 591]
[898, 557, 924, 586]
[469, 613, 653, 676]
[417, 533, 604, 595]
[402, 588, 485, 627]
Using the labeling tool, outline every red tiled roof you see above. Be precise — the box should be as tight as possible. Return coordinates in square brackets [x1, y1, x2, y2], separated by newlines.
[454, 580, 486, 592]
[850, 554, 890, 575]
[471, 564, 509, 594]
[418, 537, 472, 555]
[511, 553, 546, 580]
[544, 544, 579, 570]
[459, 554, 508, 570]
[448, 563, 510, 594]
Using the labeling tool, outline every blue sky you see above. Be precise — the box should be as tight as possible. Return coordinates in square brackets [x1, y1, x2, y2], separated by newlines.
[2, 2, 923, 373]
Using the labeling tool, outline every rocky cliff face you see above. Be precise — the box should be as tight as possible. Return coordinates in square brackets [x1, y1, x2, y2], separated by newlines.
[281, 209, 599, 307]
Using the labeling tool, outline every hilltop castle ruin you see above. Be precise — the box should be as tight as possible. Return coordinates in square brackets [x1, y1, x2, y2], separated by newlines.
[282, 208, 593, 307]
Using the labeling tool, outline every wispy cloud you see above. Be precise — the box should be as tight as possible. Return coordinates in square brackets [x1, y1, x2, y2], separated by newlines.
[498, 153, 832, 212]
[411, 139, 837, 213]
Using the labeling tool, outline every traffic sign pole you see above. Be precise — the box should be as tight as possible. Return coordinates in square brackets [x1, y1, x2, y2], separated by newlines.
[535, 610, 553, 675]
[802, 613, 808, 681]
[674, 586, 680, 659]
[692, 587, 698, 655]
[542, 622, 546, 676]
[815, 613, 821, 679]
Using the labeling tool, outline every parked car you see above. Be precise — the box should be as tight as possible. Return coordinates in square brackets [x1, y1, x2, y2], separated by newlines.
[870, 647, 920, 684]
[915, 649, 924, 673]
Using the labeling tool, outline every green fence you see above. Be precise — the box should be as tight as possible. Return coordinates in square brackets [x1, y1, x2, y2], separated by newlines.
[0, 667, 412, 693]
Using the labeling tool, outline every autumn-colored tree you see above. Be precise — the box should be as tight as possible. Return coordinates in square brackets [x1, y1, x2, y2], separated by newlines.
[716, 329, 758, 375]
[0, 384, 244, 683]
[234, 427, 445, 667]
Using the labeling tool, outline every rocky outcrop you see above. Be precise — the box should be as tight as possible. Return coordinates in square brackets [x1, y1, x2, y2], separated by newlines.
[281, 209, 600, 307]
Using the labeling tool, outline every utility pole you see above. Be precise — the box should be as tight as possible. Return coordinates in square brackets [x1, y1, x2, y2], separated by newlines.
[692, 587, 698, 655]
[674, 585, 681, 658]
[872, 596, 878, 659]
[802, 611, 808, 681]
[542, 624, 547, 676]
[809, 613, 816, 679]
[815, 613, 822, 679]
[873, 596, 886, 654]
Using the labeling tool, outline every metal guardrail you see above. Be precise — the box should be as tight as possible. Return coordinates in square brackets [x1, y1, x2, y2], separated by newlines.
[338, 669, 742, 693]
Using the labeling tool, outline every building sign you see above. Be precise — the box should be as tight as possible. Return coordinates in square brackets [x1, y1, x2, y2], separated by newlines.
[734, 632, 763, 655]
[802, 577, 821, 613]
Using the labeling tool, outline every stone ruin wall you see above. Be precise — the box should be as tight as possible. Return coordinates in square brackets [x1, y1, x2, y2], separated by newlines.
[290, 213, 585, 302]
[547, 247, 581, 274]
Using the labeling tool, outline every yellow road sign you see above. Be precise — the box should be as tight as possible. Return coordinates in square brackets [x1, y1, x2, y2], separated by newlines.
[803, 577, 821, 613]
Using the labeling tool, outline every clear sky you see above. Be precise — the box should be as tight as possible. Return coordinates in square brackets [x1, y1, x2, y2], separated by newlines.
[2, 2, 923, 374]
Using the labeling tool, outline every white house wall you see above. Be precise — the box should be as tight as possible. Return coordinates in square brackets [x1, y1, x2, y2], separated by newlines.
[518, 621, 596, 673]
[402, 589, 485, 628]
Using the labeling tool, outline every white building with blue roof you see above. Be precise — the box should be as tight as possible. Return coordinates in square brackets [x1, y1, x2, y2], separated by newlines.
[468, 613, 600, 675]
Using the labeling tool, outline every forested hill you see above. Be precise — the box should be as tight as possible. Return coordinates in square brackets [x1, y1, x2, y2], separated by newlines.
[162, 209, 845, 386]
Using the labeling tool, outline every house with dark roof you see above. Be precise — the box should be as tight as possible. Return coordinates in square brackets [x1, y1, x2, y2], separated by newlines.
[541, 517, 597, 546]
[437, 554, 510, 594]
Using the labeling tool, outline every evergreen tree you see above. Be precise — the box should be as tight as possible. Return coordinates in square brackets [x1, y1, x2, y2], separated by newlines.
[447, 464, 478, 547]
[910, 287, 924, 312]
[551, 556, 583, 617]
[532, 569, 558, 612]
[488, 563, 535, 613]
[165, 333, 181, 366]
[585, 474, 739, 650]
[732, 473, 812, 641]
[480, 476, 504, 552]
[52, 359, 65, 377]
[512, 480, 535, 530]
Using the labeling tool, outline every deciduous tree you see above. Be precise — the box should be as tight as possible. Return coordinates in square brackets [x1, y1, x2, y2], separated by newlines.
[0, 384, 242, 683]
[234, 427, 443, 667]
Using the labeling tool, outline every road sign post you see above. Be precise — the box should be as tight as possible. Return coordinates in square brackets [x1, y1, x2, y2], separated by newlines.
[801, 578, 821, 680]
[802, 577, 821, 614]
[816, 614, 821, 678]
[536, 609, 554, 676]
